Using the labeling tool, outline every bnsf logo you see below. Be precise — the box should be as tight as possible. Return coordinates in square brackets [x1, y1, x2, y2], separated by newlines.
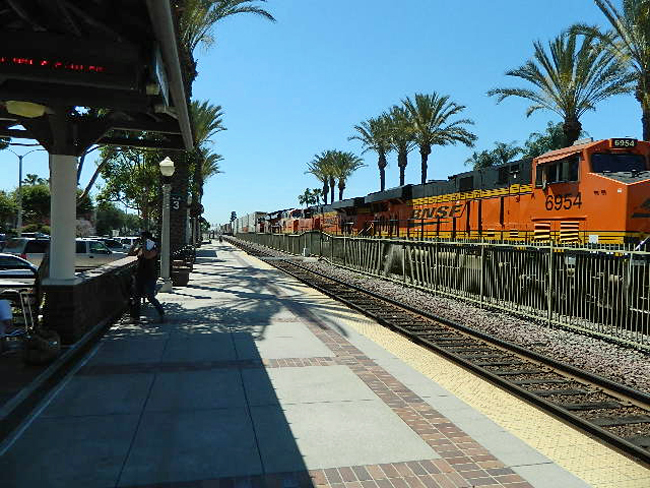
[411, 203, 466, 219]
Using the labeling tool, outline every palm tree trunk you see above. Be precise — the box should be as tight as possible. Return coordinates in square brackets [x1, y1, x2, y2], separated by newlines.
[378, 152, 387, 191]
[322, 183, 329, 205]
[563, 117, 582, 146]
[329, 177, 335, 203]
[398, 148, 408, 186]
[338, 181, 345, 201]
[420, 149, 429, 185]
[636, 82, 650, 141]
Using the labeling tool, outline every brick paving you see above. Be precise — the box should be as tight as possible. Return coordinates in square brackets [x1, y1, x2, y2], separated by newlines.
[121, 460, 533, 488]
[103, 278, 536, 488]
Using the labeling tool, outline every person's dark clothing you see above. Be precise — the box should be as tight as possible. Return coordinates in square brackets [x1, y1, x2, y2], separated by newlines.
[136, 251, 158, 281]
[133, 246, 164, 319]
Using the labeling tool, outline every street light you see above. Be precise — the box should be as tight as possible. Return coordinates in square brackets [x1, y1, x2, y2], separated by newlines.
[159, 157, 175, 292]
[7, 148, 46, 236]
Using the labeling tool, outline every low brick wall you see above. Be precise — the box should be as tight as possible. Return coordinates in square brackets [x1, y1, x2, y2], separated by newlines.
[42, 257, 137, 344]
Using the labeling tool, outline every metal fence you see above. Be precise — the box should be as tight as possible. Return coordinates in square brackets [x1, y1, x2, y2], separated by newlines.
[236, 232, 650, 350]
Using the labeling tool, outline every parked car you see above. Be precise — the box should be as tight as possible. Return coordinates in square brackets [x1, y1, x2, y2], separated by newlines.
[100, 238, 128, 252]
[119, 237, 140, 251]
[0, 253, 39, 305]
[4, 237, 126, 270]
[0, 253, 38, 277]
[2, 238, 50, 267]
[76, 239, 126, 269]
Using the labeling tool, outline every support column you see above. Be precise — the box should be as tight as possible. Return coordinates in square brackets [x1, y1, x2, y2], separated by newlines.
[45, 153, 78, 284]
[160, 181, 173, 292]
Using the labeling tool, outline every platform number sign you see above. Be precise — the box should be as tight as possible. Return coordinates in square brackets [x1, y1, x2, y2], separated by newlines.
[170, 196, 182, 211]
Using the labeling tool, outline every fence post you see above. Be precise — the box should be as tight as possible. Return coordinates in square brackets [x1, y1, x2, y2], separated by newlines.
[479, 242, 485, 308]
[358, 239, 362, 269]
[402, 244, 406, 284]
[547, 240, 554, 325]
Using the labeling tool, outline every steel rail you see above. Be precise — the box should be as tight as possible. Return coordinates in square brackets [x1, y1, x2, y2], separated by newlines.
[229, 237, 650, 467]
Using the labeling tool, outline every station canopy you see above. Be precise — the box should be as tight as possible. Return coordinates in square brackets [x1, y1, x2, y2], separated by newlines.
[0, 0, 193, 154]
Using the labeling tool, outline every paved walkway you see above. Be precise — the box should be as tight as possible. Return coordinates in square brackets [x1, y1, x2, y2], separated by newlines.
[0, 242, 647, 487]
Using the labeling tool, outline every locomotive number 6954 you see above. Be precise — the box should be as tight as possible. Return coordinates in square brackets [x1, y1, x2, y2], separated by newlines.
[545, 193, 582, 211]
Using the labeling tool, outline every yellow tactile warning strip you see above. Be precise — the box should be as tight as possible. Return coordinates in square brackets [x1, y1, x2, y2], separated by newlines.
[233, 250, 650, 488]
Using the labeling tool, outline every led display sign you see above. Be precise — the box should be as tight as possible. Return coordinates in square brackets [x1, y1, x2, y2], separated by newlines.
[0, 33, 141, 91]
[0, 56, 107, 74]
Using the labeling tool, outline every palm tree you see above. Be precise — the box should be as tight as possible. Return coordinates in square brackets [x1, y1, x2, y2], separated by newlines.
[492, 141, 522, 164]
[465, 150, 495, 169]
[488, 31, 633, 145]
[305, 151, 336, 205]
[349, 115, 392, 191]
[464, 141, 521, 169]
[387, 105, 416, 186]
[179, 0, 276, 79]
[190, 100, 226, 202]
[402, 93, 477, 185]
[573, 0, 650, 139]
[331, 151, 365, 200]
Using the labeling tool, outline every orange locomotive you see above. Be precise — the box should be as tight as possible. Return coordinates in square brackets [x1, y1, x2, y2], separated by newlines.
[268, 138, 650, 246]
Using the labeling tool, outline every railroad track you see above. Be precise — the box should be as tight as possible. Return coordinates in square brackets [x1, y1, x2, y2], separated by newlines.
[229, 237, 650, 467]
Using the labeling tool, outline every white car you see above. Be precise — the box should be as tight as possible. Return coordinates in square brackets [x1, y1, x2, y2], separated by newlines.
[4, 237, 126, 270]
[76, 239, 126, 269]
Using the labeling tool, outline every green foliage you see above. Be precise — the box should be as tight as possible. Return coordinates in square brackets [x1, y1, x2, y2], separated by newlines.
[19, 184, 50, 225]
[22, 173, 48, 186]
[76, 190, 94, 217]
[98, 146, 162, 228]
[298, 188, 322, 206]
[488, 30, 633, 144]
[124, 214, 143, 234]
[180, 0, 276, 56]
[349, 115, 392, 190]
[520, 121, 588, 159]
[305, 151, 336, 204]
[96, 201, 125, 236]
[0, 191, 17, 230]
[465, 141, 522, 169]
[401, 92, 477, 184]
[573, 0, 650, 137]
[331, 150, 365, 200]
[22, 223, 50, 234]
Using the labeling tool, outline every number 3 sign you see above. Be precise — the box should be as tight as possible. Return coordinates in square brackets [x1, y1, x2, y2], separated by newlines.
[170, 196, 182, 211]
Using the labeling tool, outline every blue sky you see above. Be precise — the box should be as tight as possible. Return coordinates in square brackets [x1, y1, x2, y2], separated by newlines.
[0, 0, 643, 227]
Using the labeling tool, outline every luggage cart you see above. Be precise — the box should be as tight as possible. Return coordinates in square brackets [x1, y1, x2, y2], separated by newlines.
[0, 288, 34, 338]
[0, 288, 60, 364]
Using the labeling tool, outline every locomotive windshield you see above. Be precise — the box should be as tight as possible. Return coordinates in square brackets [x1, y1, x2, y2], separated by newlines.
[591, 153, 647, 173]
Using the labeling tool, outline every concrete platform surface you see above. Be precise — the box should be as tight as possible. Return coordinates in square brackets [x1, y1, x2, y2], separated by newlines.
[0, 241, 647, 488]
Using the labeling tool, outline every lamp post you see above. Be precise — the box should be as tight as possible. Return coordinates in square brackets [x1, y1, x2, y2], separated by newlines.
[159, 157, 175, 292]
[7, 148, 45, 236]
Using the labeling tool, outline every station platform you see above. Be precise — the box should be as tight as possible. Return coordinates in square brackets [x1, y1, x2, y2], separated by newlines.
[0, 242, 648, 488]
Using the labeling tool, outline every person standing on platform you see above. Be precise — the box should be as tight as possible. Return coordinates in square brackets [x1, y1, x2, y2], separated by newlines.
[129, 231, 165, 322]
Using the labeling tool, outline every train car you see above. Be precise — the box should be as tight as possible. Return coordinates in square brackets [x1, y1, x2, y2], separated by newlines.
[220, 223, 233, 236]
[256, 138, 650, 246]
[233, 212, 267, 234]
[402, 137, 650, 245]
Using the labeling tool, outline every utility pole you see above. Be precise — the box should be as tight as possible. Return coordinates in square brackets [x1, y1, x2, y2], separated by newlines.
[7, 148, 45, 236]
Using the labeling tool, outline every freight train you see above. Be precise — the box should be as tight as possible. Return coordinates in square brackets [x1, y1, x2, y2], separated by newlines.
[237, 138, 650, 246]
